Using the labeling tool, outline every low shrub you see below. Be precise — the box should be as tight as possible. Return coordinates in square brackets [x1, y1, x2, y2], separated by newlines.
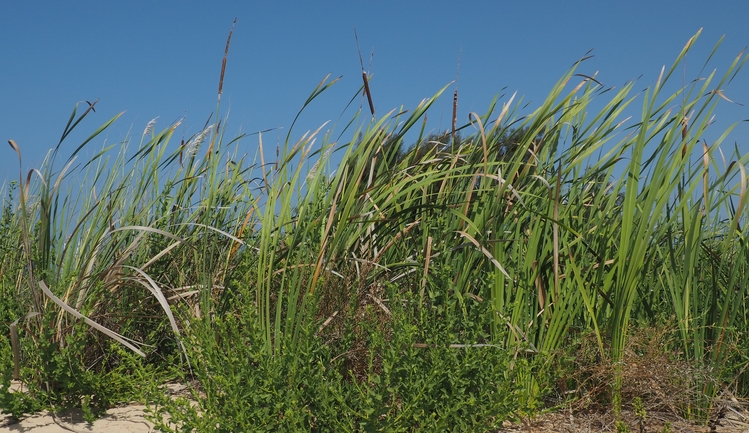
[148, 286, 524, 432]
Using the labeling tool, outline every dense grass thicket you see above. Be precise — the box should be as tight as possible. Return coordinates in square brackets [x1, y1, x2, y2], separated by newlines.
[2, 30, 749, 430]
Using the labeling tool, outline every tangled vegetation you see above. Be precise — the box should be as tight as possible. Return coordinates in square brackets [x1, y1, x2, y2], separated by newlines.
[1, 29, 749, 431]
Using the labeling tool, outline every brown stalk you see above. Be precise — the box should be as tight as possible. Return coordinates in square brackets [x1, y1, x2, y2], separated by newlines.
[218, 18, 236, 104]
[533, 261, 546, 312]
[420, 236, 433, 308]
[553, 159, 561, 302]
[702, 141, 709, 217]
[178, 138, 184, 167]
[362, 72, 375, 116]
[731, 164, 747, 234]
[8, 140, 43, 317]
[452, 50, 460, 145]
[452, 91, 457, 138]
[310, 173, 347, 294]
[208, 18, 236, 157]
[354, 28, 375, 116]
[229, 206, 256, 262]
[681, 115, 688, 158]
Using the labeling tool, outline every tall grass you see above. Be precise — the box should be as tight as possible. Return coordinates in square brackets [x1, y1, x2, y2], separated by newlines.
[2, 29, 749, 427]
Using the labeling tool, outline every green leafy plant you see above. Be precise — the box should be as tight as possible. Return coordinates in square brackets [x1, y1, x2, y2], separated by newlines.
[148, 282, 522, 432]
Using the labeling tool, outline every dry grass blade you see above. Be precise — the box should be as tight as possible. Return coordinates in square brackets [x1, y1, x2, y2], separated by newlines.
[468, 112, 489, 175]
[420, 236, 433, 307]
[310, 173, 345, 294]
[7, 140, 27, 200]
[38, 281, 146, 357]
[177, 222, 247, 245]
[258, 131, 268, 188]
[457, 230, 510, 278]
[552, 159, 561, 301]
[367, 293, 391, 315]
[732, 164, 747, 233]
[493, 92, 517, 136]
[316, 310, 339, 335]
[122, 266, 181, 338]
[110, 225, 186, 243]
[7, 140, 23, 197]
[140, 240, 181, 271]
[702, 141, 709, 216]
[9, 312, 40, 380]
[710, 88, 742, 105]
[9, 140, 44, 314]
[488, 170, 526, 206]
[122, 265, 191, 371]
[7, 139, 21, 163]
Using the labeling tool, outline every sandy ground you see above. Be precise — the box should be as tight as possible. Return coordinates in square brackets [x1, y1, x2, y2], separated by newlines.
[0, 382, 185, 433]
[0, 405, 156, 433]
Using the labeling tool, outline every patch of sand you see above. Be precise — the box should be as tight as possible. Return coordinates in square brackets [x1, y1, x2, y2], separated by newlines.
[0, 405, 155, 433]
[0, 382, 187, 433]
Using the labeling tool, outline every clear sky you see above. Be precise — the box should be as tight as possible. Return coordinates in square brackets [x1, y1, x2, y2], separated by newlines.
[2, 1, 749, 184]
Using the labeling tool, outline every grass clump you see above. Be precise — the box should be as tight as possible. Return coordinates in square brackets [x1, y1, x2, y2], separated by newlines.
[555, 324, 720, 417]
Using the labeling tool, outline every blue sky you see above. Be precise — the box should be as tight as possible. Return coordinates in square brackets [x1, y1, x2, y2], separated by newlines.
[2, 1, 748, 184]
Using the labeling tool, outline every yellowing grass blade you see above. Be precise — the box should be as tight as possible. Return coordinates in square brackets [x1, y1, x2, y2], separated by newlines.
[457, 230, 510, 278]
